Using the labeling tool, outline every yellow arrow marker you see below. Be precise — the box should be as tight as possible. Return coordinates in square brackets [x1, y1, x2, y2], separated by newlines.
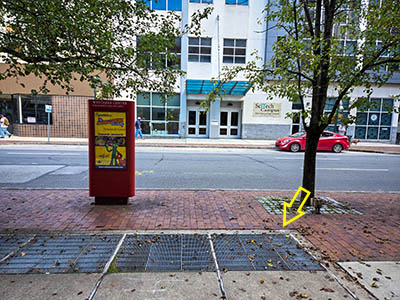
[283, 186, 311, 227]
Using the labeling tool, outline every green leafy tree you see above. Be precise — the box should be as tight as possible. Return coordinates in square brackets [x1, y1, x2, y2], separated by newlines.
[0, 0, 211, 97]
[216, 0, 400, 202]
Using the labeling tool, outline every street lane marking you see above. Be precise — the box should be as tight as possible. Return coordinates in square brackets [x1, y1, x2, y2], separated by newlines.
[7, 152, 81, 156]
[275, 157, 339, 160]
[313, 168, 388, 171]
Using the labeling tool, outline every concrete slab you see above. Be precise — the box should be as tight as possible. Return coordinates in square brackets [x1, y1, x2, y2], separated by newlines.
[0, 274, 100, 300]
[0, 165, 64, 183]
[222, 271, 358, 300]
[49, 166, 88, 175]
[338, 261, 400, 300]
[94, 272, 221, 300]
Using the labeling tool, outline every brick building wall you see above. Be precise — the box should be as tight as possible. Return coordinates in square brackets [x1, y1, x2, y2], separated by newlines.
[14, 96, 90, 138]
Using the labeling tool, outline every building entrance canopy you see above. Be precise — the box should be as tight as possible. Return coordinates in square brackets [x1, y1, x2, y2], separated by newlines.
[186, 80, 250, 95]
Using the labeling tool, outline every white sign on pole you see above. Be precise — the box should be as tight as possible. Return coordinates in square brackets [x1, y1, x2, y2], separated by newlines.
[45, 105, 52, 113]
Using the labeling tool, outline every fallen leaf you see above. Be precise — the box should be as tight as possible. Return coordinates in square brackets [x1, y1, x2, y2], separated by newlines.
[21, 252, 26, 257]
[320, 287, 335, 292]
[259, 279, 264, 284]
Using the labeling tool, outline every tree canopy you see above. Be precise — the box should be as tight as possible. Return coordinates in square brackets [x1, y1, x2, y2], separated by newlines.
[0, 0, 211, 97]
[215, 0, 400, 198]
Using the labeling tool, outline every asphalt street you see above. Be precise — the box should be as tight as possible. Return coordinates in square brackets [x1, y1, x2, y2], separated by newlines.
[0, 144, 399, 192]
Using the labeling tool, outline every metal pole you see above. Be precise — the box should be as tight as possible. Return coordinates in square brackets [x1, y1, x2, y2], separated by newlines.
[47, 112, 50, 142]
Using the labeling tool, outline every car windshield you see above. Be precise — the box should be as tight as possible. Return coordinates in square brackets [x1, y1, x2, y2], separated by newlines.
[289, 131, 305, 137]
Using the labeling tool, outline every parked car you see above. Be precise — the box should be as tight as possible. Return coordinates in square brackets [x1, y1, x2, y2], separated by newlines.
[275, 130, 350, 153]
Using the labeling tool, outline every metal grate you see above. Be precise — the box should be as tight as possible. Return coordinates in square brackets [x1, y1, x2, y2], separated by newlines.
[0, 234, 33, 260]
[0, 234, 121, 274]
[115, 234, 214, 272]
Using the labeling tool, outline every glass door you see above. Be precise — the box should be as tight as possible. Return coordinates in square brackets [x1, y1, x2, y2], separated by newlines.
[219, 110, 240, 138]
[187, 109, 208, 137]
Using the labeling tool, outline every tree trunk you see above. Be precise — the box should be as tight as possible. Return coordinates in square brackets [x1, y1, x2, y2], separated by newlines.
[301, 128, 320, 205]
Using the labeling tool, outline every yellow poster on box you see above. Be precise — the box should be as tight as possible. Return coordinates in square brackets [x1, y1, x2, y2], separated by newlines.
[94, 136, 127, 169]
[94, 112, 126, 137]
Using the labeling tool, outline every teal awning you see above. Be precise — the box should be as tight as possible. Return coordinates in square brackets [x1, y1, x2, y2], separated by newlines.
[186, 80, 251, 95]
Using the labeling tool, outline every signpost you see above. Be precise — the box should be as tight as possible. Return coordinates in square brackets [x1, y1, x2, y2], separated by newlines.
[45, 105, 52, 142]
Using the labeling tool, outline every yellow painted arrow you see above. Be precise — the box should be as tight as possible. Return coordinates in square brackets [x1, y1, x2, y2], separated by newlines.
[283, 186, 311, 227]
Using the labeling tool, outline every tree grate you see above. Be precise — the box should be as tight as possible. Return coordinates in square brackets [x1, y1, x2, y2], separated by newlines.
[255, 196, 362, 215]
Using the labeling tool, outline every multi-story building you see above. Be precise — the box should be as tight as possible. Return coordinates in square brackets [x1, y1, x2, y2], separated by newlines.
[1, 0, 399, 143]
[136, 0, 399, 143]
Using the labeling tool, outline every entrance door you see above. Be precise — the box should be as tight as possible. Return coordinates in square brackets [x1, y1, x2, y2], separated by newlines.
[219, 110, 241, 138]
[187, 109, 208, 137]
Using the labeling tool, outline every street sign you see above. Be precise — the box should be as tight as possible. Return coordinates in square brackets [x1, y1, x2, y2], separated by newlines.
[45, 105, 52, 113]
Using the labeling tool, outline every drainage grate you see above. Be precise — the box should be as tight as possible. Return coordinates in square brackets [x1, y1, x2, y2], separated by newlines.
[0, 234, 121, 274]
[0, 234, 33, 260]
[256, 196, 362, 215]
[115, 234, 214, 272]
[212, 234, 322, 272]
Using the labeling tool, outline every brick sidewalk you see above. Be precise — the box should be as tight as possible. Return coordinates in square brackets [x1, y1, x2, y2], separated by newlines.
[0, 190, 399, 262]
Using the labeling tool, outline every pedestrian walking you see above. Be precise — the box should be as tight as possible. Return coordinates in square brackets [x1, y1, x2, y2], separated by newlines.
[0, 114, 12, 138]
[338, 123, 346, 136]
[135, 117, 144, 139]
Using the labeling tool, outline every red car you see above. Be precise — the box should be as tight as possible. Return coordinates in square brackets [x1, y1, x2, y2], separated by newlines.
[275, 130, 350, 153]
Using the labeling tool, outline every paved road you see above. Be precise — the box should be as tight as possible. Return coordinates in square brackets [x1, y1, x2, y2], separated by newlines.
[0, 145, 399, 192]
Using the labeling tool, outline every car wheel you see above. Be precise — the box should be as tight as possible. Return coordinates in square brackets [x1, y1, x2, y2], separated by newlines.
[290, 143, 301, 152]
[332, 143, 343, 153]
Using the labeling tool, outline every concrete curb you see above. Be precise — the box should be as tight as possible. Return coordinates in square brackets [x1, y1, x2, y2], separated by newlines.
[347, 148, 400, 155]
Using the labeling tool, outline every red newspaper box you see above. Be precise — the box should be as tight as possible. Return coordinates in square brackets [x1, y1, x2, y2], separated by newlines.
[88, 100, 135, 204]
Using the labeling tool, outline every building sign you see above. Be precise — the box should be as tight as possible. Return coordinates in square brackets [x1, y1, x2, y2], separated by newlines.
[253, 103, 282, 117]
[45, 105, 52, 113]
[94, 112, 127, 169]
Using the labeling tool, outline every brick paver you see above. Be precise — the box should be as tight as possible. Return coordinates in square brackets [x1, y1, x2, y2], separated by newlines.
[0, 190, 399, 262]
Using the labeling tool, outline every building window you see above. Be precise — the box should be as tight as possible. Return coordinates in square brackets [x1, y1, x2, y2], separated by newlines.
[145, 0, 181, 11]
[223, 39, 246, 64]
[355, 98, 393, 140]
[226, 0, 248, 5]
[137, 37, 181, 70]
[324, 98, 349, 133]
[188, 37, 211, 62]
[190, 0, 213, 3]
[21, 95, 52, 125]
[137, 92, 180, 135]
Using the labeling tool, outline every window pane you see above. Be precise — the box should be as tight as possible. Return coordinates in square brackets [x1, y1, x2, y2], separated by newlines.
[189, 47, 200, 54]
[223, 48, 234, 55]
[238, 0, 248, 4]
[236, 39, 246, 47]
[137, 93, 150, 105]
[226, 0, 236, 4]
[355, 126, 366, 139]
[224, 39, 234, 46]
[201, 47, 211, 54]
[188, 111, 196, 125]
[368, 113, 380, 125]
[152, 93, 166, 106]
[235, 56, 246, 64]
[382, 99, 393, 111]
[379, 127, 390, 140]
[231, 112, 239, 126]
[200, 55, 211, 62]
[199, 128, 207, 135]
[201, 38, 211, 46]
[168, 0, 181, 11]
[220, 111, 228, 126]
[167, 108, 180, 121]
[152, 0, 166, 10]
[188, 127, 196, 134]
[369, 98, 381, 111]
[189, 55, 199, 62]
[203, 0, 213, 3]
[199, 112, 207, 125]
[137, 107, 150, 120]
[141, 121, 150, 134]
[220, 128, 227, 135]
[190, 0, 200, 2]
[356, 113, 367, 125]
[167, 94, 180, 106]
[189, 38, 199, 45]
[367, 127, 378, 139]
[235, 48, 246, 55]
[223, 56, 234, 63]
[21, 95, 52, 125]
[380, 113, 391, 126]
[152, 122, 166, 132]
[231, 128, 238, 135]
[167, 122, 179, 134]
[152, 107, 165, 120]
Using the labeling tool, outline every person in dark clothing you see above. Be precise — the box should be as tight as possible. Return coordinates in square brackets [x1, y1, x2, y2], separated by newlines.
[135, 117, 144, 139]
